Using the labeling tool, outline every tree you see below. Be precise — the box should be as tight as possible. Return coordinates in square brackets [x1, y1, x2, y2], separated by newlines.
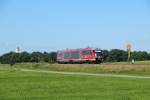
[50, 52, 57, 62]
[19, 52, 31, 62]
[148, 53, 150, 60]
[43, 52, 52, 62]
[131, 51, 149, 61]
[9, 53, 20, 65]
[0, 52, 15, 64]
[107, 49, 127, 62]
[30, 52, 44, 62]
[101, 50, 109, 62]
[0, 52, 21, 65]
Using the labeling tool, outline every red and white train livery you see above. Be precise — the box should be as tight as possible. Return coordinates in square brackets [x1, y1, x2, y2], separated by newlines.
[57, 48, 103, 64]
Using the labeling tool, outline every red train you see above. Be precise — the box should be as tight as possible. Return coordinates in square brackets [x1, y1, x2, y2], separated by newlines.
[57, 48, 103, 64]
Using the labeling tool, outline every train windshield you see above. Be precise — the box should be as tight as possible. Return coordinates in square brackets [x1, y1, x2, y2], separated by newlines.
[82, 50, 91, 55]
[93, 50, 103, 57]
[95, 51, 102, 56]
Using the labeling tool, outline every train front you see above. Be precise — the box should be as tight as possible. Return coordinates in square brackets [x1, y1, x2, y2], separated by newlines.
[93, 49, 103, 63]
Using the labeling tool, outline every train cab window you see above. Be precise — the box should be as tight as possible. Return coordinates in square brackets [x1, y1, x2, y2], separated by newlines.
[82, 50, 91, 55]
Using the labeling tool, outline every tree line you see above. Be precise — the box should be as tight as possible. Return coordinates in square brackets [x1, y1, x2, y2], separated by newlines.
[0, 51, 57, 65]
[0, 49, 150, 64]
[102, 49, 150, 62]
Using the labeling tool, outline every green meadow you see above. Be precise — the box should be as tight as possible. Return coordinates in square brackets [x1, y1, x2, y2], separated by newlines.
[1, 62, 150, 100]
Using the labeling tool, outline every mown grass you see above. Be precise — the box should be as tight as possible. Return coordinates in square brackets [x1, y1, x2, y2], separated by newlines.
[1, 67, 150, 100]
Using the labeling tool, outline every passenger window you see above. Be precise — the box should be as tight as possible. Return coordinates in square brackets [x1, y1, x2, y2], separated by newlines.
[71, 51, 80, 59]
[64, 52, 70, 58]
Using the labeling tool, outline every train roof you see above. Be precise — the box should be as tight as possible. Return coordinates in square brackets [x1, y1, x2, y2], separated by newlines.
[57, 48, 93, 52]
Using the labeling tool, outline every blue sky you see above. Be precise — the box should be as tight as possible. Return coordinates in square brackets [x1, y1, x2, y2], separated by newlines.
[0, 0, 150, 54]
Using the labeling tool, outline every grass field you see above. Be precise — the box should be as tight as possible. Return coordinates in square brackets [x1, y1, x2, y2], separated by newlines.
[1, 61, 150, 100]
[6, 60, 150, 76]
